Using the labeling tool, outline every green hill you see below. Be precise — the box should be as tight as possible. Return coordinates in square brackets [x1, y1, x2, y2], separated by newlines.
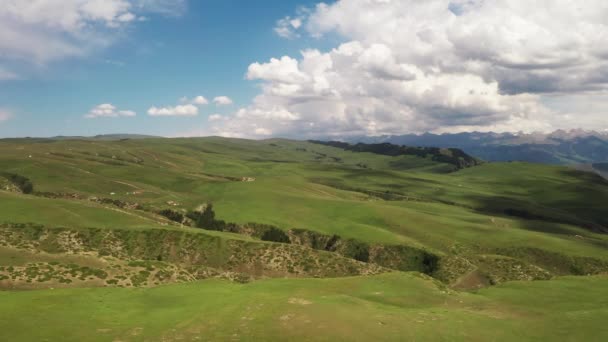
[1, 137, 608, 340]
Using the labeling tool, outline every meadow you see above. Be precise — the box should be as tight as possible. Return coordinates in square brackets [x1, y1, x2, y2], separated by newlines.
[1, 136, 607, 340]
[1, 273, 607, 341]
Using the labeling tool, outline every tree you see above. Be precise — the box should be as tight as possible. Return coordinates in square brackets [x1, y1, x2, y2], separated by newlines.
[197, 204, 216, 228]
[187, 204, 226, 231]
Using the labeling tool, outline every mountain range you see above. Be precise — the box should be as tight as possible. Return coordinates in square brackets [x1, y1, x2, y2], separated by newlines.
[349, 130, 608, 165]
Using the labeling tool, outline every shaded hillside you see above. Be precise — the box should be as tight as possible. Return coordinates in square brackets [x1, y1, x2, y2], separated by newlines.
[309, 140, 482, 170]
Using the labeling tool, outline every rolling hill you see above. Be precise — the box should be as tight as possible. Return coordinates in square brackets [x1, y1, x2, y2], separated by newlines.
[1, 136, 608, 341]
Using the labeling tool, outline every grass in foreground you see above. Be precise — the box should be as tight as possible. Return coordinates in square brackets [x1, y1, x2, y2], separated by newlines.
[1, 273, 607, 341]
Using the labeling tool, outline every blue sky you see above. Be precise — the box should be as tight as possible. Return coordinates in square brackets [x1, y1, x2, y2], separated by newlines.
[0, 1, 607, 138]
[0, 0, 330, 137]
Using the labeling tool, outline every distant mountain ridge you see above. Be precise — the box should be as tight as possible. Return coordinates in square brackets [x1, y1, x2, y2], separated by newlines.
[53, 134, 161, 141]
[0, 134, 161, 142]
[349, 130, 608, 164]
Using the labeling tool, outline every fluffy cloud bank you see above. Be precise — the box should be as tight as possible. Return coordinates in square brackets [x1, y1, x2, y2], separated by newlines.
[208, 0, 608, 138]
[85, 104, 136, 118]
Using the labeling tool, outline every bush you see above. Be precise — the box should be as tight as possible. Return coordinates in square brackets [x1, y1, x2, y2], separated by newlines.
[1, 172, 33, 194]
[158, 209, 184, 223]
[342, 240, 370, 262]
[261, 227, 290, 243]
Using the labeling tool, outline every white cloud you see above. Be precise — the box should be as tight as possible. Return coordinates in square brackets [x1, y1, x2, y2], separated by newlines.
[0, 0, 186, 77]
[0, 109, 12, 122]
[208, 114, 224, 122]
[247, 56, 309, 84]
[207, 0, 608, 138]
[254, 127, 272, 136]
[0, 0, 135, 64]
[191, 96, 209, 105]
[305, 0, 608, 95]
[213, 96, 233, 106]
[179, 95, 209, 105]
[85, 103, 136, 118]
[274, 7, 310, 39]
[148, 104, 198, 117]
[275, 16, 304, 39]
[150, 95, 211, 117]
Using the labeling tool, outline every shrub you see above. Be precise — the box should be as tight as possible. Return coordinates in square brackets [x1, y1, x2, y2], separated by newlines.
[1, 172, 34, 194]
[342, 240, 370, 262]
[158, 209, 184, 223]
[261, 227, 290, 243]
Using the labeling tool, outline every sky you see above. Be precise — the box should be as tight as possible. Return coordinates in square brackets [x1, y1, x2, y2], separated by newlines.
[0, 0, 607, 138]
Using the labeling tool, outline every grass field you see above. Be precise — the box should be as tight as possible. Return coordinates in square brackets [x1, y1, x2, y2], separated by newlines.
[1, 273, 607, 341]
[1, 136, 608, 340]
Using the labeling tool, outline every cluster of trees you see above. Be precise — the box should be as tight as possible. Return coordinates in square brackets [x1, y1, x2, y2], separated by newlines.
[157, 209, 185, 223]
[0, 172, 34, 194]
[186, 204, 228, 231]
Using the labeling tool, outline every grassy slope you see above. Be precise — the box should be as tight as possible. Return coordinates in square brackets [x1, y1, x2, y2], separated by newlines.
[2, 137, 608, 340]
[1, 273, 607, 341]
[2, 137, 606, 257]
[0, 191, 164, 229]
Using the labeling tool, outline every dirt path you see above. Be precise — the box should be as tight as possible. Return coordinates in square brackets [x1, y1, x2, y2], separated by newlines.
[450, 267, 491, 290]
[112, 180, 142, 190]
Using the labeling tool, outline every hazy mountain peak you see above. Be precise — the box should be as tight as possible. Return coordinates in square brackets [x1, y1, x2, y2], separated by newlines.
[348, 129, 608, 165]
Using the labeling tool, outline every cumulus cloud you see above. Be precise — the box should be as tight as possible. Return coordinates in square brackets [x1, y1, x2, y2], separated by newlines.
[148, 104, 198, 117]
[207, 0, 608, 138]
[149, 94, 212, 117]
[213, 96, 233, 106]
[305, 0, 608, 95]
[180, 95, 209, 105]
[85, 104, 136, 118]
[247, 56, 310, 84]
[0, 0, 186, 77]
[191, 96, 209, 105]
